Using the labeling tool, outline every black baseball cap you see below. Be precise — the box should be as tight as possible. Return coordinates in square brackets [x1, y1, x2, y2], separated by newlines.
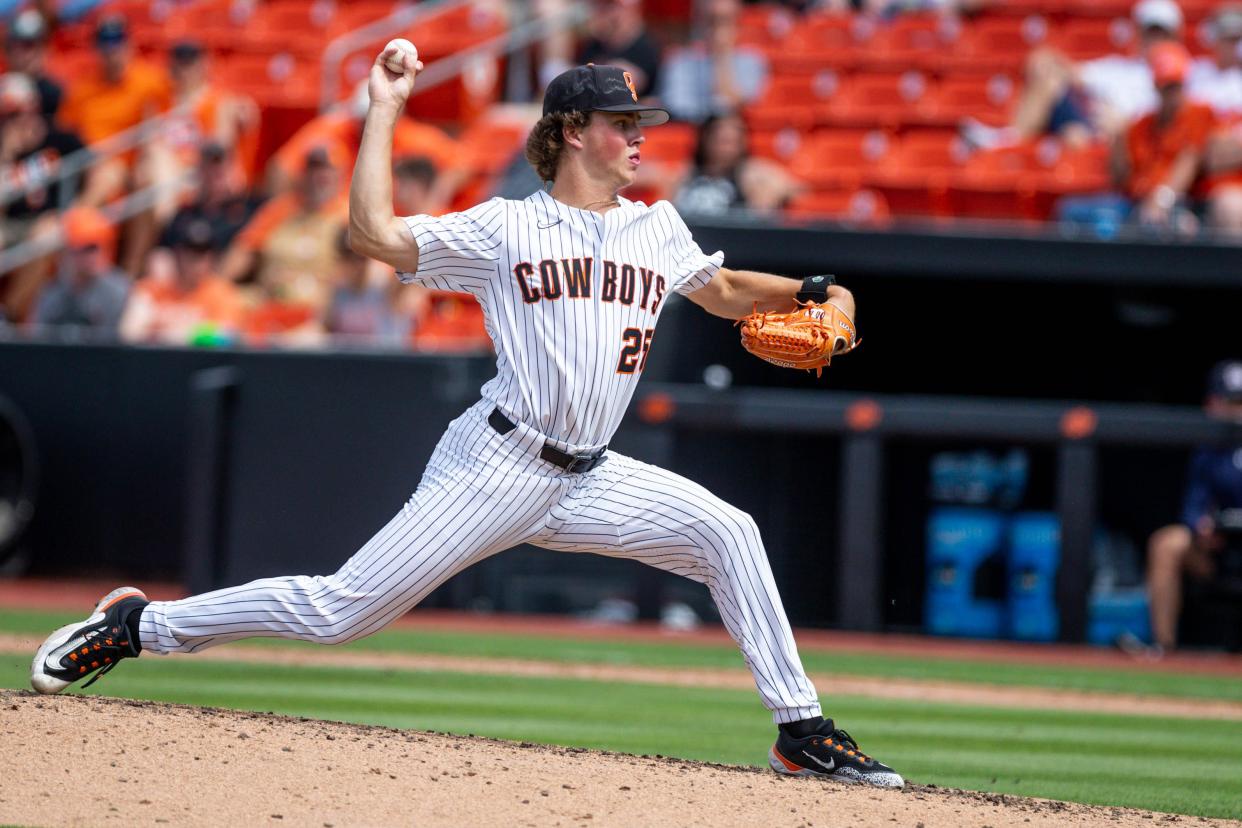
[171, 40, 204, 63]
[542, 64, 668, 126]
[1208, 360, 1242, 401]
[95, 15, 128, 49]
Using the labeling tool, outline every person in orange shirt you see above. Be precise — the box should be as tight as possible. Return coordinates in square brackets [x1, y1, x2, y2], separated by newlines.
[120, 217, 243, 345]
[57, 16, 174, 274]
[265, 83, 469, 212]
[163, 41, 261, 188]
[58, 16, 171, 150]
[222, 145, 347, 315]
[1113, 41, 1215, 232]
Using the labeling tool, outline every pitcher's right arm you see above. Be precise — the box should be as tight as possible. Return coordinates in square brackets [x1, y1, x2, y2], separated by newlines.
[348, 44, 424, 273]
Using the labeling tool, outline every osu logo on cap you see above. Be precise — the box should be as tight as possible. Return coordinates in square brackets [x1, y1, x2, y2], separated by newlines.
[623, 71, 638, 102]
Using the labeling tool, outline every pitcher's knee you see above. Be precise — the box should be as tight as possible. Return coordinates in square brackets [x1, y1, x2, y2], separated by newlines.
[704, 506, 766, 563]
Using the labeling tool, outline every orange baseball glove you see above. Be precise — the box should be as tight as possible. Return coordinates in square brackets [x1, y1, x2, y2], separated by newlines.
[737, 276, 859, 377]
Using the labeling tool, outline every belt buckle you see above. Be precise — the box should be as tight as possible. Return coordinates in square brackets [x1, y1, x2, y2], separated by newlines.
[566, 451, 602, 474]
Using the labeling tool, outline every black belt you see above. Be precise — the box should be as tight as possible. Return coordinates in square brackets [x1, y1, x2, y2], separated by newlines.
[488, 407, 607, 474]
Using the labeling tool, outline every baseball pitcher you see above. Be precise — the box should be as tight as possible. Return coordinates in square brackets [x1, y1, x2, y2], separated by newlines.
[31, 46, 900, 788]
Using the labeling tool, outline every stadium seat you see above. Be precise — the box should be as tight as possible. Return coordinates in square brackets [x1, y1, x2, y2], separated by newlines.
[745, 72, 841, 131]
[458, 116, 530, 176]
[637, 121, 697, 165]
[216, 51, 321, 108]
[821, 72, 935, 130]
[858, 13, 961, 73]
[944, 16, 1050, 76]
[1055, 0, 1134, 19]
[789, 129, 891, 190]
[735, 4, 798, 50]
[948, 145, 1043, 219]
[407, 4, 507, 55]
[751, 127, 806, 164]
[1053, 18, 1136, 62]
[327, 2, 407, 38]
[930, 75, 1016, 127]
[777, 14, 864, 72]
[864, 131, 966, 217]
[784, 188, 891, 226]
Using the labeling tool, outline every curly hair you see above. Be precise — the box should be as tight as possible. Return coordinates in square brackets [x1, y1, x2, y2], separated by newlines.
[524, 110, 591, 182]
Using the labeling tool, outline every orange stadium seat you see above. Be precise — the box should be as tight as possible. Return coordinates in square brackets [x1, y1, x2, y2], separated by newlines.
[864, 131, 966, 217]
[1054, 0, 1134, 19]
[637, 121, 697, 164]
[789, 129, 892, 190]
[457, 114, 533, 175]
[945, 16, 1050, 76]
[751, 127, 806, 164]
[238, 3, 338, 55]
[930, 74, 1017, 127]
[159, 0, 247, 53]
[327, 2, 407, 37]
[983, 0, 1054, 15]
[407, 4, 507, 55]
[777, 14, 863, 72]
[735, 4, 798, 50]
[858, 14, 961, 73]
[1053, 18, 1136, 62]
[784, 188, 891, 225]
[216, 51, 321, 108]
[948, 144, 1043, 219]
[821, 72, 935, 130]
[745, 71, 842, 131]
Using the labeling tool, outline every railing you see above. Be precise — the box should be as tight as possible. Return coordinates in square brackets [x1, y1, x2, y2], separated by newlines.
[0, 103, 192, 213]
[318, 0, 464, 112]
[319, 0, 587, 111]
[3, 0, 585, 276]
[0, 167, 195, 275]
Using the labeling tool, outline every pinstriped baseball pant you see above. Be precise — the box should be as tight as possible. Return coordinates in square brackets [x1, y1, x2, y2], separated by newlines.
[139, 400, 822, 724]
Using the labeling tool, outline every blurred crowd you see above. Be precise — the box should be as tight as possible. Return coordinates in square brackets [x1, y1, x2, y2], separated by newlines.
[0, 5, 488, 349]
[3, 0, 1242, 347]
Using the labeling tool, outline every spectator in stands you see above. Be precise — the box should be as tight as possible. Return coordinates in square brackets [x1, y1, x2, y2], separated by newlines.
[674, 113, 802, 216]
[576, 0, 663, 99]
[1, 73, 91, 322]
[659, 0, 769, 124]
[58, 16, 172, 275]
[31, 206, 128, 333]
[981, 0, 1183, 151]
[223, 145, 346, 314]
[1196, 8, 1242, 236]
[392, 156, 439, 217]
[325, 227, 403, 345]
[3, 9, 61, 119]
[160, 142, 262, 256]
[59, 16, 170, 148]
[1187, 5, 1242, 118]
[265, 83, 466, 212]
[1143, 360, 1242, 655]
[1114, 42, 1214, 234]
[163, 40, 261, 189]
[1, 73, 85, 246]
[120, 216, 242, 345]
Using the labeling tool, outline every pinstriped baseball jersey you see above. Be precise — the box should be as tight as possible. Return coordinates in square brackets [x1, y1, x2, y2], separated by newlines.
[399, 189, 722, 449]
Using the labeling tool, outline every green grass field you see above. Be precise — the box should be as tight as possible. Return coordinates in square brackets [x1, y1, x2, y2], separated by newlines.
[4, 608, 1242, 819]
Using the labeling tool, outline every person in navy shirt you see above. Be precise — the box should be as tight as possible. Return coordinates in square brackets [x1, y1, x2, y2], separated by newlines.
[1146, 360, 1242, 653]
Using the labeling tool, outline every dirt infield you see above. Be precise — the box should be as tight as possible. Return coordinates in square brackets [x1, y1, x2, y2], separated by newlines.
[2, 691, 1236, 828]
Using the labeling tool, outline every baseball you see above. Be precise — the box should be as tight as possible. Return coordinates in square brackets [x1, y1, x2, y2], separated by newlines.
[383, 38, 417, 74]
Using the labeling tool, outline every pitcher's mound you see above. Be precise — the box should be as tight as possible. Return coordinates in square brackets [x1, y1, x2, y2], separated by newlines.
[0, 691, 1226, 827]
